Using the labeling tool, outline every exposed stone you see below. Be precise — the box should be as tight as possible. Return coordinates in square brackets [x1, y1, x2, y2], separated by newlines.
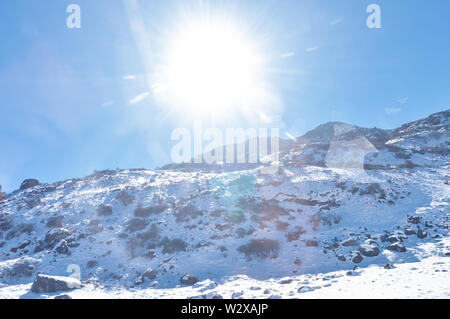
[407, 216, 421, 225]
[142, 268, 157, 280]
[350, 251, 363, 263]
[417, 229, 428, 239]
[180, 274, 199, 286]
[47, 216, 64, 228]
[97, 205, 113, 217]
[341, 238, 360, 247]
[387, 242, 407, 252]
[30, 274, 81, 293]
[305, 240, 319, 247]
[55, 240, 69, 254]
[358, 244, 380, 257]
[44, 228, 71, 247]
[20, 179, 40, 190]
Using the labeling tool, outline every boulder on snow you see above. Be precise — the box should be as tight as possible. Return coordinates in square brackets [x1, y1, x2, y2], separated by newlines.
[55, 240, 69, 254]
[407, 216, 421, 225]
[358, 244, 380, 257]
[47, 216, 64, 228]
[44, 228, 71, 246]
[20, 179, 40, 190]
[54, 294, 72, 299]
[30, 274, 81, 293]
[142, 268, 157, 281]
[180, 274, 199, 286]
[350, 251, 364, 263]
[417, 229, 428, 239]
[387, 242, 407, 252]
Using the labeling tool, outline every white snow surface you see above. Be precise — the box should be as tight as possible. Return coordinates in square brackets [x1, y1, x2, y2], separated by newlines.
[0, 111, 449, 299]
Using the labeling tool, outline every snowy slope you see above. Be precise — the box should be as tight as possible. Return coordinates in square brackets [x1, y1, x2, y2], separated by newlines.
[0, 110, 449, 299]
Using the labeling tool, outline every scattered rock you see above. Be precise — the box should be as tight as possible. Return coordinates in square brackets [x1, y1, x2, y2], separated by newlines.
[87, 260, 98, 268]
[417, 229, 428, 239]
[88, 220, 103, 234]
[125, 218, 149, 232]
[44, 228, 71, 247]
[55, 240, 69, 254]
[387, 235, 403, 243]
[47, 216, 64, 228]
[404, 227, 416, 235]
[407, 216, 421, 225]
[358, 244, 380, 257]
[20, 179, 40, 190]
[387, 242, 407, 252]
[350, 251, 363, 263]
[341, 238, 360, 247]
[97, 205, 113, 217]
[31, 274, 81, 293]
[142, 268, 157, 280]
[305, 240, 319, 247]
[115, 191, 136, 206]
[180, 274, 199, 286]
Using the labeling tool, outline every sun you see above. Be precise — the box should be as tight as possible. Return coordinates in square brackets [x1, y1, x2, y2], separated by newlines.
[159, 21, 264, 118]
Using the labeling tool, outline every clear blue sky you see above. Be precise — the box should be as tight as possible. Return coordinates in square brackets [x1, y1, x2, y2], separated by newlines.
[1, 0, 449, 192]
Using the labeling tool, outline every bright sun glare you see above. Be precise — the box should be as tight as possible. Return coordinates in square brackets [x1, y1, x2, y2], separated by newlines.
[162, 22, 263, 117]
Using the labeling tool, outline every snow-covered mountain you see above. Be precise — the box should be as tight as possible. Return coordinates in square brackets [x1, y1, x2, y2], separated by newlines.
[0, 110, 449, 299]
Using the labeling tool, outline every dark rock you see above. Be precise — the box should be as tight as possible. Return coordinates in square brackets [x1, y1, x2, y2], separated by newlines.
[341, 238, 360, 247]
[55, 240, 69, 254]
[26, 198, 41, 209]
[133, 205, 167, 217]
[417, 229, 428, 239]
[160, 237, 187, 254]
[384, 263, 396, 269]
[34, 240, 46, 253]
[337, 254, 346, 262]
[87, 260, 98, 268]
[351, 251, 363, 263]
[238, 239, 280, 259]
[387, 235, 402, 243]
[115, 191, 136, 206]
[44, 228, 71, 247]
[97, 205, 113, 217]
[306, 240, 319, 247]
[404, 227, 416, 235]
[20, 179, 40, 190]
[47, 216, 64, 228]
[142, 268, 157, 280]
[387, 242, 407, 252]
[125, 218, 149, 232]
[31, 274, 81, 293]
[358, 244, 380, 257]
[18, 240, 31, 249]
[407, 216, 421, 225]
[8, 258, 39, 277]
[54, 294, 72, 299]
[180, 274, 199, 286]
